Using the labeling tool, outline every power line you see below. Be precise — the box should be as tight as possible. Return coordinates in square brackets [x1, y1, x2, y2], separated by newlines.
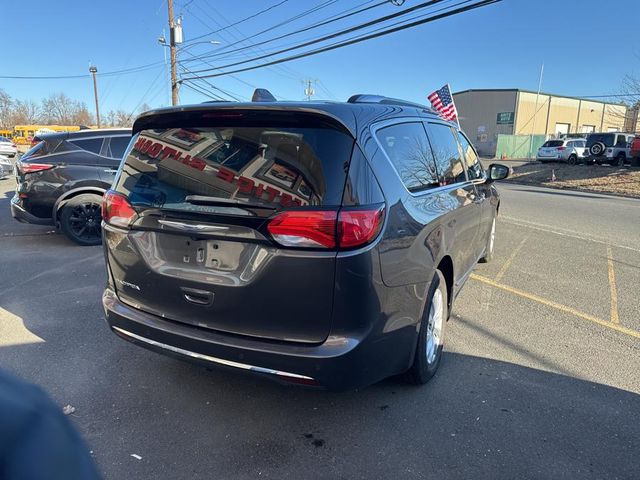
[181, 0, 500, 81]
[184, 0, 289, 44]
[180, 66, 246, 101]
[182, 0, 386, 64]
[191, 0, 339, 57]
[186, 0, 449, 75]
[0, 61, 164, 80]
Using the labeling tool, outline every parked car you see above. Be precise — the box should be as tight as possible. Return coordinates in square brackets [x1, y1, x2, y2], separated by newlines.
[11, 129, 132, 245]
[101, 92, 510, 390]
[0, 136, 18, 158]
[630, 136, 640, 167]
[585, 132, 634, 166]
[0, 154, 12, 178]
[536, 139, 587, 164]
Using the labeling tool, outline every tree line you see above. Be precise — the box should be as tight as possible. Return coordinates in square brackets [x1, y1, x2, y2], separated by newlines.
[0, 89, 150, 128]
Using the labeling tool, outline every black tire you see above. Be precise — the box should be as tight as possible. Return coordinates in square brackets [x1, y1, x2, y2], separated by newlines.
[616, 153, 625, 167]
[405, 270, 448, 385]
[479, 215, 496, 263]
[568, 154, 578, 165]
[59, 194, 103, 246]
[632, 156, 640, 168]
[590, 142, 606, 156]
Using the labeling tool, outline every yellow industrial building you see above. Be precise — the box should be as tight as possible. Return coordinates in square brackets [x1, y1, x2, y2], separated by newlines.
[453, 88, 628, 157]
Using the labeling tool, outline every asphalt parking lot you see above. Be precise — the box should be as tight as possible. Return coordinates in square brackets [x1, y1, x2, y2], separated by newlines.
[1, 174, 639, 479]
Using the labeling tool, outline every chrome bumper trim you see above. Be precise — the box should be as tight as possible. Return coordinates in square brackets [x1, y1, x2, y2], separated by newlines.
[111, 326, 315, 381]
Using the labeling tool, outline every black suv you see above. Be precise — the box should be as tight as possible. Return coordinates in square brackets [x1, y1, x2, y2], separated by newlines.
[11, 129, 131, 245]
[101, 94, 509, 390]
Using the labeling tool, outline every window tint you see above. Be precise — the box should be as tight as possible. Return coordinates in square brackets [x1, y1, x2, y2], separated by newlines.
[566, 141, 575, 148]
[586, 134, 615, 147]
[542, 140, 564, 147]
[70, 137, 103, 154]
[457, 131, 484, 180]
[114, 126, 354, 211]
[376, 122, 439, 192]
[425, 123, 466, 185]
[107, 136, 131, 158]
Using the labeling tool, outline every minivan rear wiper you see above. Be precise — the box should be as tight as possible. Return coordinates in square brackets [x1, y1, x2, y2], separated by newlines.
[184, 195, 277, 210]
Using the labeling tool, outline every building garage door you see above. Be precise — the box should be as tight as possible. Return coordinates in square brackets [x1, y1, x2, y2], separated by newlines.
[555, 123, 570, 136]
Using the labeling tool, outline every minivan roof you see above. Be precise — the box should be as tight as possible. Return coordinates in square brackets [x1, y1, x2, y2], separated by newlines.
[132, 101, 448, 138]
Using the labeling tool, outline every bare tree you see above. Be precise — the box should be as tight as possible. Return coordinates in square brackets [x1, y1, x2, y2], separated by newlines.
[114, 110, 134, 127]
[11, 99, 42, 124]
[0, 89, 13, 128]
[42, 93, 76, 124]
[70, 102, 93, 126]
[137, 103, 152, 115]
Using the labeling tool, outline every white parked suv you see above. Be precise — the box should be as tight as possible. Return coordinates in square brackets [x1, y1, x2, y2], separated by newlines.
[536, 138, 587, 164]
[585, 132, 634, 166]
[0, 136, 18, 158]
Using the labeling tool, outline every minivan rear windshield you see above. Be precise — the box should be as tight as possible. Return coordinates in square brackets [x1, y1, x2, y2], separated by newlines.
[114, 126, 354, 213]
[586, 134, 615, 147]
[542, 140, 563, 147]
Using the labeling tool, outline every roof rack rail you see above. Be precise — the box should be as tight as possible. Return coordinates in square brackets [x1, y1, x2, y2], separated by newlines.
[347, 94, 428, 109]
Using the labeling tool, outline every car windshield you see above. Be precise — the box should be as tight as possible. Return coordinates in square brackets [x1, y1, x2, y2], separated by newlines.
[586, 133, 615, 147]
[542, 140, 564, 147]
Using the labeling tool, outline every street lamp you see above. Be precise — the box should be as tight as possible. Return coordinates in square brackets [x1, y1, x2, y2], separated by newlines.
[89, 65, 100, 128]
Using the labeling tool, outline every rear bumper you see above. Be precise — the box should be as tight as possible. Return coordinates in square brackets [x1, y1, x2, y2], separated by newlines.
[102, 288, 415, 390]
[10, 194, 54, 225]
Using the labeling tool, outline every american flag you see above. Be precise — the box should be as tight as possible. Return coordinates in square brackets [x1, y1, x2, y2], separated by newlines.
[427, 84, 458, 122]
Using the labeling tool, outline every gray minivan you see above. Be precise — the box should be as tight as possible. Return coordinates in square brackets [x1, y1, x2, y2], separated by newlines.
[101, 93, 509, 390]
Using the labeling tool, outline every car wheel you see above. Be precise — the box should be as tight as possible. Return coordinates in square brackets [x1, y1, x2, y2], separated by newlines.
[616, 153, 625, 167]
[590, 142, 606, 156]
[405, 270, 447, 385]
[479, 215, 496, 263]
[568, 154, 578, 165]
[59, 194, 103, 246]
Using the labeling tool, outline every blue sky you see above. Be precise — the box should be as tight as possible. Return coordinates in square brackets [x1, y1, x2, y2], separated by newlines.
[2, 0, 638, 115]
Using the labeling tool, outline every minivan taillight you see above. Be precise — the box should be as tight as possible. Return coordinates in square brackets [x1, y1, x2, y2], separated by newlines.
[268, 211, 337, 248]
[102, 190, 137, 228]
[20, 163, 54, 174]
[267, 205, 385, 250]
[338, 208, 385, 248]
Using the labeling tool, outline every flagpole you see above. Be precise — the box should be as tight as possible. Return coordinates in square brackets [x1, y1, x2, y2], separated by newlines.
[448, 83, 461, 129]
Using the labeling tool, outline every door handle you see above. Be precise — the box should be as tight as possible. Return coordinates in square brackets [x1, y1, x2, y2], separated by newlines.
[181, 287, 214, 306]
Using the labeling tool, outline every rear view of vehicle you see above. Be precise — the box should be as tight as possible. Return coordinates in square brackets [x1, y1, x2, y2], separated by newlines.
[11, 129, 131, 245]
[102, 106, 390, 389]
[0, 136, 18, 158]
[630, 136, 640, 167]
[585, 132, 633, 166]
[536, 139, 586, 164]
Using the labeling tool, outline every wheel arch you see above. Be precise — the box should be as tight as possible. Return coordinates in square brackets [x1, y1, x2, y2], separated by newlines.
[53, 186, 107, 221]
[435, 255, 454, 313]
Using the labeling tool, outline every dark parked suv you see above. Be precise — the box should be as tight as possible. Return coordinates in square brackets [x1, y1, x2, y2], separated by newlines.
[101, 94, 509, 390]
[11, 129, 132, 245]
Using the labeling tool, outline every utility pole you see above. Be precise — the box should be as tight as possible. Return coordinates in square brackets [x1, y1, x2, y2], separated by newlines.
[303, 79, 316, 101]
[89, 65, 101, 128]
[168, 0, 179, 106]
[529, 63, 544, 160]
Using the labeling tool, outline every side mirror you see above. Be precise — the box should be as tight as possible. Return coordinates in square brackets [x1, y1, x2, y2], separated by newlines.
[487, 163, 510, 182]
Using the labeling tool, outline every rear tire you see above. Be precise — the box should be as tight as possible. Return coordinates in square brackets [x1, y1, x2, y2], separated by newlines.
[568, 154, 577, 165]
[616, 153, 625, 167]
[59, 194, 103, 246]
[405, 270, 448, 385]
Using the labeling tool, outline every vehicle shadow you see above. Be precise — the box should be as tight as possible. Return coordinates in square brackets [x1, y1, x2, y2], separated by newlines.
[1, 280, 638, 480]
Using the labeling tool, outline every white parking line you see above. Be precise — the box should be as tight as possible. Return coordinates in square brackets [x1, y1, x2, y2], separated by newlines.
[501, 216, 640, 254]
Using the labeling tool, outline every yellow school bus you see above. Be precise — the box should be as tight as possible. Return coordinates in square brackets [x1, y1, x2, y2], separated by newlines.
[12, 125, 83, 145]
[0, 129, 12, 140]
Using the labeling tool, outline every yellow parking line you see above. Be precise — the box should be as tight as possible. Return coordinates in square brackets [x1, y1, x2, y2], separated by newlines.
[495, 236, 528, 282]
[470, 273, 640, 340]
[607, 246, 620, 324]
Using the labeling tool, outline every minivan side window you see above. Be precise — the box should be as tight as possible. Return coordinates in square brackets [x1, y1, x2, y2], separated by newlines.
[426, 123, 467, 185]
[70, 137, 104, 154]
[456, 131, 484, 181]
[376, 122, 439, 193]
